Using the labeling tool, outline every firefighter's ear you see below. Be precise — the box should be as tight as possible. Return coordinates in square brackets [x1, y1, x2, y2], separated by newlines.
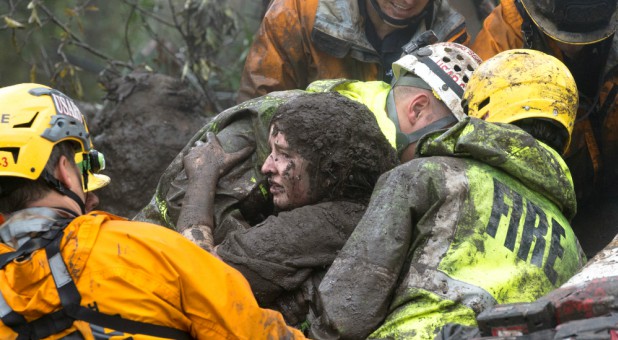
[407, 91, 430, 124]
[55, 155, 82, 193]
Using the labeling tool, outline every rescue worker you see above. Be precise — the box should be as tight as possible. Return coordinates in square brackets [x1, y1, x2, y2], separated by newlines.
[135, 41, 479, 236]
[0, 83, 305, 339]
[237, 0, 469, 103]
[135, 43, 482, 328]
[176, 92, 398, 326]
[470, 0, 618, 256]
[308, 49, 586, 339]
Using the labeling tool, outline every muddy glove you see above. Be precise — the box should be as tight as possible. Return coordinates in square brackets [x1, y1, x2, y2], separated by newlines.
[178, 132, 254, 253]
[184, 132, 253, 179]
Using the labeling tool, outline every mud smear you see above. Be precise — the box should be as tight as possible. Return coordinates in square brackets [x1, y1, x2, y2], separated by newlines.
[269, 92, 398, 205]
[85, 71, 210, 217]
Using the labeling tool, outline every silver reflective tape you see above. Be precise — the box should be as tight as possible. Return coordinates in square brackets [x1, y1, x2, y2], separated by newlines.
[0, 290, 13, 318]
[49, 253, 72, 288]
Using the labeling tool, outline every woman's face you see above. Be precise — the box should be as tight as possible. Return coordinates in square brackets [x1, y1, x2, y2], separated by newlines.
[261, 127, 314, 211]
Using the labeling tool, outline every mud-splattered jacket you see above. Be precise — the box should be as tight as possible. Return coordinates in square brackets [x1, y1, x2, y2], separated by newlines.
[135, 79, 395, 239]
[309, 118, 586, 340]
[471, 0, 618, 206]
[237, 0, 468, 103]
[216, 200, 367, 326]
[134, 80, 396, 324]
[0, 208, 304, 339]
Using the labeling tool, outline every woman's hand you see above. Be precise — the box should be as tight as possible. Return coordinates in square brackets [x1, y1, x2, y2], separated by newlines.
[183, 132, 254, 179]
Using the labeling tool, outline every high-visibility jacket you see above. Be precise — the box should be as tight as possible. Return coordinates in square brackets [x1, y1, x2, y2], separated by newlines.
[309, 118, 586, 340]
[0, 208, 305, 339]
[136, 79, 395, 233]
[237, 0, 469, 103]
[471, 0, 618, 208]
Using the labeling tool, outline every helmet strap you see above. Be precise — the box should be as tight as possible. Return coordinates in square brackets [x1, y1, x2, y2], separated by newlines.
[42, 170, 86, 215]
[368, 0, 430, 28]
[386, 89, 457, 155]
[398, 115, 457, 146]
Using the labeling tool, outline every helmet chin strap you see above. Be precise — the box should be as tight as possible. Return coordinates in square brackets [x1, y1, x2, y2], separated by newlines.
[369, 0, 430, 28]
[43, 170, 86, 215]
[386, 89, 457, 155]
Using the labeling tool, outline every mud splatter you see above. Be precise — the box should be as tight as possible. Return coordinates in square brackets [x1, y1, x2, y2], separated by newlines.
[268, 92, 398, 204]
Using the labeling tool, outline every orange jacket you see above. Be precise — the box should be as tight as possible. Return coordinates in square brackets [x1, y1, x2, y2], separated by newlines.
[237, 0, 469, 103]
[471, 0, 618, 204]
[0, 210, 305, 339]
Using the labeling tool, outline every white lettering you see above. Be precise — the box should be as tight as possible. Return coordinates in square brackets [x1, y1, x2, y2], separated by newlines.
[51, 93, 83, 122]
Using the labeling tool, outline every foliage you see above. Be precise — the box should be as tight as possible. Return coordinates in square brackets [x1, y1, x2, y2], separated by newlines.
[0, 0, 255, 110]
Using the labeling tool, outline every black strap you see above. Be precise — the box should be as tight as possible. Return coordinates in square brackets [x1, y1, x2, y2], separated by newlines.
[417, 55, 464, 98]
[598, 84, 618, 125]
[75, 307, 192, 340]
[0, 218, 73, 269]
[515, 0, 534, 48]
[45, 231, 193, 340]
[2, 310, 31, 339]
[0, 223, 192, 340]
[27, 309, 76, 339]
[42, 170, 86, 215]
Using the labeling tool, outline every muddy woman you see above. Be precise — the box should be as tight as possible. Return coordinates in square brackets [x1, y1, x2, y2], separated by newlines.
[176, 92, 398, 327]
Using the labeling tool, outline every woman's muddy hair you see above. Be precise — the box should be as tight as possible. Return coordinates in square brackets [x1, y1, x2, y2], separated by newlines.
[270, 92, 398, 204]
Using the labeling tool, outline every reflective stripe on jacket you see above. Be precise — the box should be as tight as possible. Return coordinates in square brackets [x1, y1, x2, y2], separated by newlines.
[0, 210, 305, 339]
[237, 0, 469, 103]
[310, 118, 585, 340]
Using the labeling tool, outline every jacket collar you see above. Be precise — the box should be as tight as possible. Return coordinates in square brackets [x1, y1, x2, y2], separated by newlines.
[0, 207, 76, 249]
[312, 0, 465, 60]
[417, 117, 577, 219]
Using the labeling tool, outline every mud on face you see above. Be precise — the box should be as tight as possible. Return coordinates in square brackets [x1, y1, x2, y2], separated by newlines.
[262, 126, 314, 211]
[269, 92, 399, 204]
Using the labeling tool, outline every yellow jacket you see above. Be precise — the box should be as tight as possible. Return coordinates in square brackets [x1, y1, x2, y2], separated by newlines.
[0, 210, 305, 339]
[471, 0, 618, 207]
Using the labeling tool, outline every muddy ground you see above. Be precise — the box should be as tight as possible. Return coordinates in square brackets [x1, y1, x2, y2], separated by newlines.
[85, 71, 210, 218]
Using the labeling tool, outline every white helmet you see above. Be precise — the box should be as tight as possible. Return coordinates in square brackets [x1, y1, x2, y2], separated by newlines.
[391, 42, 482, 120]
[386, 41, 482, 153]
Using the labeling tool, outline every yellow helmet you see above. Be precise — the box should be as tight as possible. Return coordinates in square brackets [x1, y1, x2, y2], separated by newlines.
[463, 49, 578, 153]
[0, 83, 109, 192]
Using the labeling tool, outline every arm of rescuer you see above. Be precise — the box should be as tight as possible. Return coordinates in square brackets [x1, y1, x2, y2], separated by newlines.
[236, 0, 312, 103]
[153, 222, 307, 339]
[176, 131, 254, 253]
[470, 0, 524, 60]
[308, 161, 433, 339]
